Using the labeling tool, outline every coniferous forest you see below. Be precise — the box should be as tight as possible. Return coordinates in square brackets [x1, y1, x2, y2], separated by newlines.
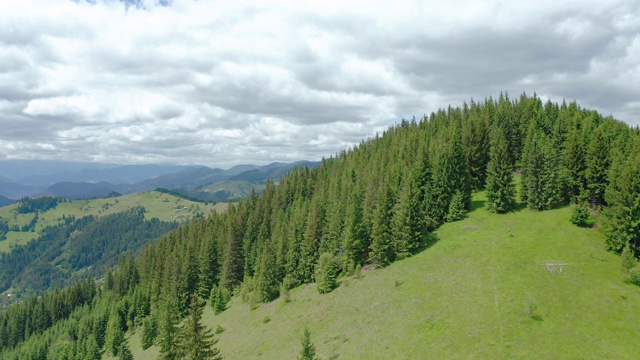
[1, 93, 640, 359]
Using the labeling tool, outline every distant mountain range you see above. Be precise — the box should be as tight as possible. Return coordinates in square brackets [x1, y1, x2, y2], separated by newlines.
[0, 160, 319, 201]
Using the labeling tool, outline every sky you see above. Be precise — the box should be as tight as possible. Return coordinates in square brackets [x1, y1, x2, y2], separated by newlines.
[1, 0, 639, 168]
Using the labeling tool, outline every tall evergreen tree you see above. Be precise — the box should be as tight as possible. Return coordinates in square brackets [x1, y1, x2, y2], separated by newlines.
[585, 126, 610, 207]
[105, 307, 125, 356]
[157, 299, 183, 360]
[485, 129, 516, 213]
[604, 152, 640, 256]
[564, 120, 587, 202]
[255, 240, 280, 302]
[141, 314, 158, 350]
[391, 177, 423, 258]
[180, 296, 222, 360]
[370, 186, 395, 267]
[343, 187, 368, 270]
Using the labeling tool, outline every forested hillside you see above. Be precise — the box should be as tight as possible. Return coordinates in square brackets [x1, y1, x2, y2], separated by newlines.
[0, 208, 178, 299]
[2, 93, 640, 359]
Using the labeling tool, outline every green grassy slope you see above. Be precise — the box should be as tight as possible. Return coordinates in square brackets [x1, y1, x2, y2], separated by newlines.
[0, 192, 228, 252]
[131, 191, 640, 359]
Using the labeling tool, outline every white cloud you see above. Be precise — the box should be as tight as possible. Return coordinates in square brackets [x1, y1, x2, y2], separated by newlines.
[0, 0, 639, 167]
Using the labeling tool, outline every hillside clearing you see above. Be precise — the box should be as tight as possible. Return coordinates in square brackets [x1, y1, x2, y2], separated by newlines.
[131, 192, 640, 359]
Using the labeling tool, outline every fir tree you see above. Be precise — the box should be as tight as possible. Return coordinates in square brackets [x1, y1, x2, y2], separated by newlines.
[180, 296, 222, 360]
[485, 129, 516, 213]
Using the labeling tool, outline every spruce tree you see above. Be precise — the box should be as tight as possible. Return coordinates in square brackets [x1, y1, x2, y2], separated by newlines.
[485, 129, 516, 213]
[141, 314, 158, 350]
[255, 240, 280, 302]
[343, 189, 368, 270]
[118, 340, 134, 360]
[523, 130, 561, 210]
[157, 299, 182, 360]
[563, 120, 587, 202]
[298, 327, 317, 360]
[370, 186, 395, 267]
[391, 178, 418, 258]
[446, 191, 466, 222]
[85, 334, 102, 360]
[180, 296, 222, 360]
[105, 307, 125, 356]
[603, 152, 640, 255]
[315, 253, 338, 294]
[585, 126, 610, 207]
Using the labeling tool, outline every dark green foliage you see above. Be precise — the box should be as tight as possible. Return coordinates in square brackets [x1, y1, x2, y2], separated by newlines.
[564, 121, 587, 202]
[298, 327, 317, 360]
[522, 128, 561, 210]
[486, 129, 516, 213]
[446, 191, 467, 222]
[316, 253, 338, 294]
[141, 314, 159, 350]
[370, 186, 395, 267]
[430, 128, 472, 222]
[210, 285, 231, 315]
[570, 205, 594, 228]
[586, 126, 610, 207]
[105, 307, 125, 356]
[118, 340, 134, 360]
[391, 176, 424, 258]
[604, 152, 640, 255]
[343, 189, 368, 269]
[180, 296, 223, 360]
[256, 240, 280, 302]
[16, 196, 61, 214]
[157, 300, 183, 360]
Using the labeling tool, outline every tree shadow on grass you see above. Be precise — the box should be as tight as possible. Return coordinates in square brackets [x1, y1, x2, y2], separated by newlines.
[416, 232, 440, 254]
[469, 199, 486, 212]
[513, 202, 528, 212]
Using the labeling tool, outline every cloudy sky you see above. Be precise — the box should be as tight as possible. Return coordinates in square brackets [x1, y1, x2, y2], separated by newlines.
[1, 0, 639, 168]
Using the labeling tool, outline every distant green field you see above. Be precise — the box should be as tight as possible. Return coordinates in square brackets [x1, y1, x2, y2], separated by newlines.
[0, 191, 228, 253]
[128, 191, 640, 359]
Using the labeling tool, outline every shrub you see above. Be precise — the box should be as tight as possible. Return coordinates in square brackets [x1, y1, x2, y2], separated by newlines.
[570, 205, 594, 227]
